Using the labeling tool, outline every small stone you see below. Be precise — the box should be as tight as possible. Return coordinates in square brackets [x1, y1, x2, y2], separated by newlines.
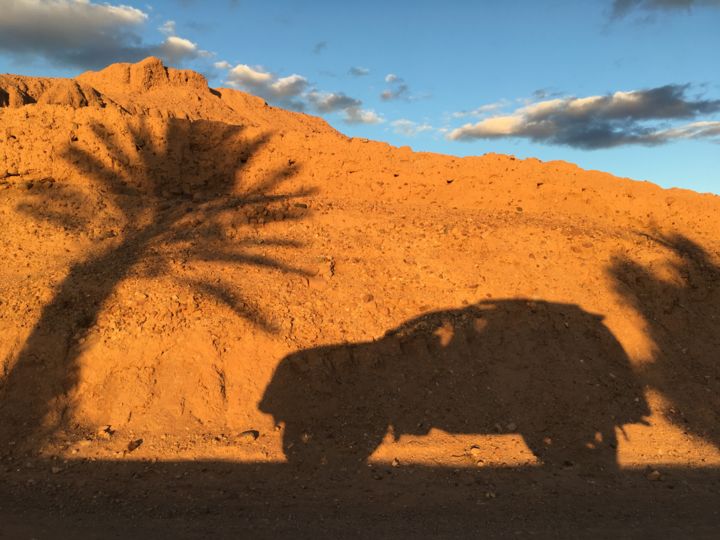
[51, 466, 62, 474]
[506, 422, 517, 431]
[238, 430, 259, 442]
[96, 425, 114, 440]
[391, 458, 400, 468]
[324, 258, 335, 279]
[127, 438, 143, 452]
[646, 469, 662, 481]
[362, 293, 374, 303]
[468, 446, 486, 466]
[468, 445, 482, 459]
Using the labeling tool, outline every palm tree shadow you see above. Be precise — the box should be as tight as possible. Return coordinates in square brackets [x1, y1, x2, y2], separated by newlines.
[0, 117, 314, 451]
[609, 232, 720, 450]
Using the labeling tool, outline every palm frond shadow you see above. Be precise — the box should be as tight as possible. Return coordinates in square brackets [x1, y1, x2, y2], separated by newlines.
[609, 232, 720, 450]
[16, 185, 95, 231]
[0, 117, 314, 451]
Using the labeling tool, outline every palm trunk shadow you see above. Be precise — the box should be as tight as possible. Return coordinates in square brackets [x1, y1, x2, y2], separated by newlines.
[1, 239, 143, 451]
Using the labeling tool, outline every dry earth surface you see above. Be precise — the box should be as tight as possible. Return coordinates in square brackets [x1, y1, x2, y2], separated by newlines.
[1, 57, 720, 538]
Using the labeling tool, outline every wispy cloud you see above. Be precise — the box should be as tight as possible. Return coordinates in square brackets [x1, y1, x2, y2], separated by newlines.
[159, 20, 176, 36]
[448, 85, 720, 148]
[451, 101, 509, 119]
[313, 41, 328, 54]
[217, 62, 380, 123]
[0, 0, 209, 69]
[349, 66, 370, 77]
[174, 0, 240, 7]
[611, 0, 720, 18]
[381, 73, 411, 101]
[391, 119, 433, 136]
[649, 120, 720, 139]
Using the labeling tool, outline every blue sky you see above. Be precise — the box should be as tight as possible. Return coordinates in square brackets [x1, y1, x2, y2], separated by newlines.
[1, 0, 719, 193]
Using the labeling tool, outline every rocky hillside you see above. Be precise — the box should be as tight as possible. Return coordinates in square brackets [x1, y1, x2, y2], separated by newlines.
[1, 57, 719, 474]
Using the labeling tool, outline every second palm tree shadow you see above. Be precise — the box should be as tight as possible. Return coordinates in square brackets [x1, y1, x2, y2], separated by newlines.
[610, 232, 720, 452]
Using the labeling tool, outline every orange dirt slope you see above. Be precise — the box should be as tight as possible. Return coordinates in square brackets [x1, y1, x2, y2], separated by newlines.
[1, 57, 720, 537]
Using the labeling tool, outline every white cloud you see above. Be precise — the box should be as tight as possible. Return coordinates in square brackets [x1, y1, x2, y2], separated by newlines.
[385, 73, 399, 83]
[271, 74, 308, 99]
[306, 91, 361, 113]
[157, 36, 204, 64]
[228, 64, 273, 85]
[344, 107, 385, 124]
[452, 115, 524, 137]
[448, 85, 720, 148]
[0, 0, 206, 68]
[391, 119, 433, 136]
[224, 63, 308, 110]
[219, 63, 373, 117]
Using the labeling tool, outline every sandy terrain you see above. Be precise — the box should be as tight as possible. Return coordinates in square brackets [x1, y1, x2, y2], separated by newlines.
[1, 57, 720, 537]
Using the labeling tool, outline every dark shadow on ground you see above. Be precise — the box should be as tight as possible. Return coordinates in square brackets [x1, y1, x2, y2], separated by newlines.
[1, 460, 719, 538]
[0, 117, 313, 452]
[261, 299, 650, 473]
[610, 233, 720, 450]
